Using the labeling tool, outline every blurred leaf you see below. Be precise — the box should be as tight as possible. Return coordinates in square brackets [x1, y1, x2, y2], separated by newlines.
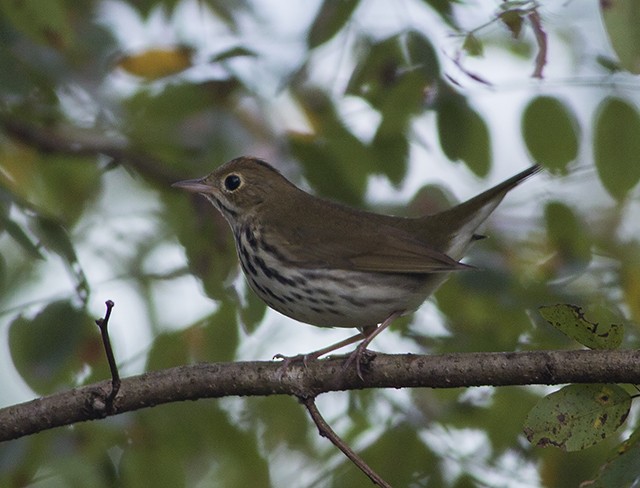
[119, 439, 187, 487]
[419, 0, 454, 21]
[9, 300, 96, 394]
[335, 423, 442, 487]
[117, 46, 194, 80]
[544, 201, 591, 270]
[248, 397, 310, 452]
[370, 70, 426, 183]
[524, 384, 631, 452]
[30, 215, 77, 267]
[582, 428, 640, 487]
[238, 285, 267, 334]
[370, 129, 408, 185]
[435, 269, 531, 353]
[122, 401, 270, 487]
[437, 94, 491, 176]
[202, 301, 239, 362]
[596, 55, 624, 73]
[0, 253, 6, 293]
[126, 83, 231, 158]
[290, 89, 370, 204]
[499, 8, 525, 38]
[289, 132, 367, 206]
[594, 97, 640, 200]
[0, 0, 73, 48]
[404, 30, 440, 83]
[131, 0, 182, 17]
[30, 215, 90, 303]
[0, 216, 44, 259]
[147, 330, 190, 370]
[165, 192, 237, 300]
[347, 36, 405, 109]
[620, 251, 640, 323]
[437, 387, 543, 452]
[307, 0, 360, 48]
[462, 33, 483, 56]
[601, 0, 640, 74]
[210, 46, 256, 62]
[522, 96, 579, 172]
[538, 304, 624, 350]
[348, 32, 439, 112]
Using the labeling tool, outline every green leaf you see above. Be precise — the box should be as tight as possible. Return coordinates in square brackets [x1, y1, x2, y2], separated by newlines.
[347, 32, 438, 112]
[0, 216, 44, 259]
[522, 96, 579, 172]
[524, 384, 631, 451]
[499, 9, 525, 39]
[544, 201, 591, 267]
[30, 215, 90, 303]
[210, 46, 257, 63]
[202, 301, 239, 362]
[289, 132, 367, 206]
[307, 0, 360, 48]
[404, 31, 440, 83]
[289, 89, 370, 204]
[583, 428, 640, 487]
[147, 330, 190, 370]
[593, 97, 640, 200]
[0, 0, 74, 48]
[437, 95, 491, 176]
[336, 423, 442, 487]
[238, 285, 267, 334]
[9, 300, 97, 394]
[370, 69, 426, 184]
[538, 304, 624, 349]
[601, 0, 640, 74]
[462, 33, 483, 56]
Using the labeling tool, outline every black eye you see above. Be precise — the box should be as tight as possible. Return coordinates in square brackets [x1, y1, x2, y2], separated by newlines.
[224, 174, 242, 191]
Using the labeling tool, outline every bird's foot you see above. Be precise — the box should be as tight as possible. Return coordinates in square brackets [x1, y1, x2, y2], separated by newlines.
[273, 352, 321, 379]
[342, 344, 376, 381]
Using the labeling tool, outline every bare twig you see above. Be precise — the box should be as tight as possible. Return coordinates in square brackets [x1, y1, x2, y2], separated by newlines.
[95, 300, 120, 409]
[529, 9, 548, 79]
[301, 396, 391, 487]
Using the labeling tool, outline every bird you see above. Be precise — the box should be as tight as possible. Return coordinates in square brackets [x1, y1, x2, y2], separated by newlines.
[173, 157, 540, 377]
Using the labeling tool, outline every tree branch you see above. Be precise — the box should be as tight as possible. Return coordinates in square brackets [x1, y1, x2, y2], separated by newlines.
[1, 349, 639, 442]
[0, 117, 181, 184]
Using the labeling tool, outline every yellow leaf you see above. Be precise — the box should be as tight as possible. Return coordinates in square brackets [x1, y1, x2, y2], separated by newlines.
[117, 46, 194, 80]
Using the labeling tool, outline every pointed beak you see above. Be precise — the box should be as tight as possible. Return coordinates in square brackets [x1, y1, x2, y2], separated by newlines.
[172, 178, 213, 194]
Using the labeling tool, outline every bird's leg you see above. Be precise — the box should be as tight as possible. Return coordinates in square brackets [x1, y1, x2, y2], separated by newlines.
[343, 311, 402, 380]
[273, 331, 366, 370]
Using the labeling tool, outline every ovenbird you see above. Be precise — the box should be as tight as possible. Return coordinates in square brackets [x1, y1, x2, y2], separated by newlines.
[174, 157, 539, 375]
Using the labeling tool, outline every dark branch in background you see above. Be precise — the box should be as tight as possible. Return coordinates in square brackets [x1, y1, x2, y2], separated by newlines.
[2, 349, 640, 442]
[95, 300, 119, 410]
[301, 396, 392, 488]
[0, 117, 181, 184]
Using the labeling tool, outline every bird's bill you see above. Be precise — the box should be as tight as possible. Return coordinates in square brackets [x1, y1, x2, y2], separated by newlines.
[172, 178, 213, 194]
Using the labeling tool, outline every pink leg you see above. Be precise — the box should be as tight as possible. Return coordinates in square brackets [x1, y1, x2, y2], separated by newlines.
[343, 311, 402, 380]
[274, 330, 366, 371]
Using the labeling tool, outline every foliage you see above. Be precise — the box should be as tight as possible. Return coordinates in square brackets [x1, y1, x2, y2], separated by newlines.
[1, 0, 640, 487]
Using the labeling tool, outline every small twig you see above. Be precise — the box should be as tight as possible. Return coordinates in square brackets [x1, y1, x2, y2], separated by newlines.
[95, 300, 120, 409]
[528, 9, 547, 79]
[300, 396, 392, 488]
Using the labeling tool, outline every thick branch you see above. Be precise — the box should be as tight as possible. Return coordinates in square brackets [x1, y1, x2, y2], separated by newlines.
[2, 349, 640, 442]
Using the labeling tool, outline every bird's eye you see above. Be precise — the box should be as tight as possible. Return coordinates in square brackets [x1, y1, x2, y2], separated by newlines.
[224, 174, 242, 191]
